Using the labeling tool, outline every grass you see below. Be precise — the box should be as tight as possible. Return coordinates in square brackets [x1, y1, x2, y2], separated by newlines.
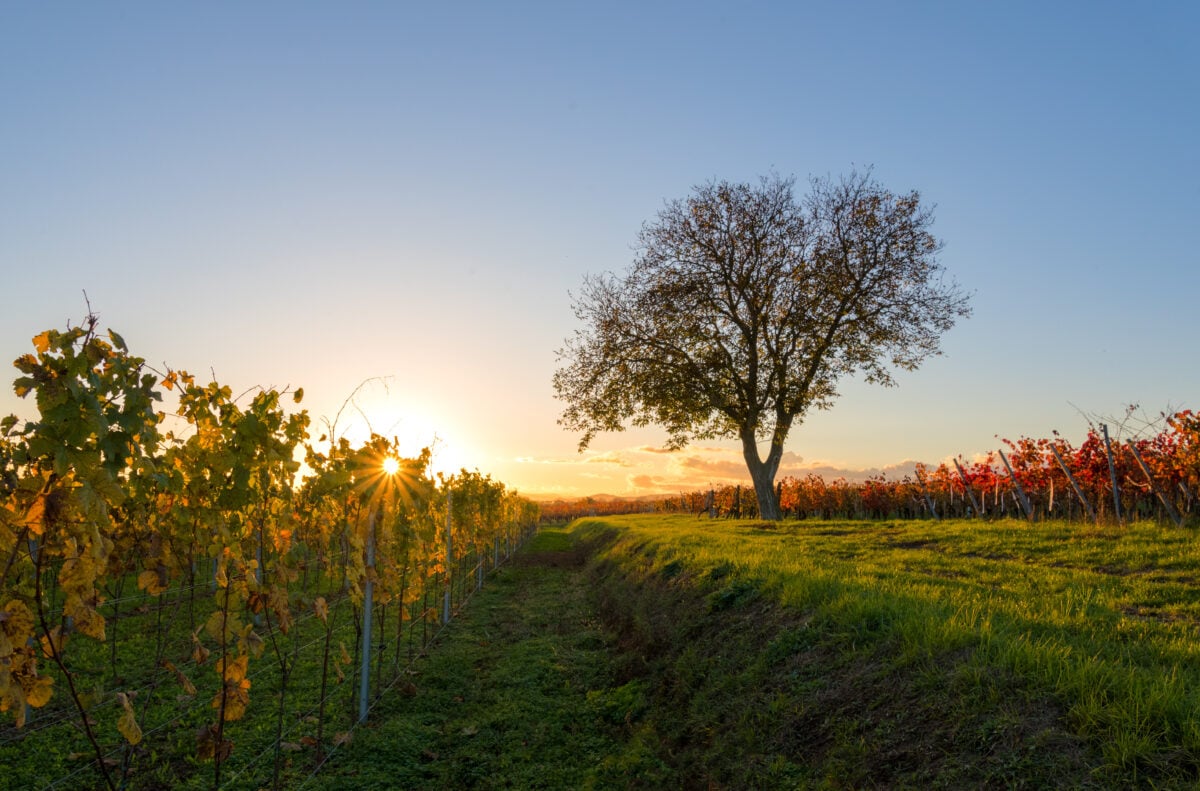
[301, 527, 641, 789]
[9, 515, 1198, 787]
[574, 514, 1200, 787]
[294, 514, 1200, 788]
[0, 548, 503, 790]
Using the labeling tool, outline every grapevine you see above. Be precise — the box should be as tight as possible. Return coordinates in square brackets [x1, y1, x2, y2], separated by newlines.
[0, 314, 539, 789]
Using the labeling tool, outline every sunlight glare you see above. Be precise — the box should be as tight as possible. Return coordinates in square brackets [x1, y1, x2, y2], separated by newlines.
[382, 456, 400, 476]
[317, 382, 479, 480]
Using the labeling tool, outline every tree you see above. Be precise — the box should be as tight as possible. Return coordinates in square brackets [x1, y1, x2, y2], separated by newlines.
[553, 170, 971, 520]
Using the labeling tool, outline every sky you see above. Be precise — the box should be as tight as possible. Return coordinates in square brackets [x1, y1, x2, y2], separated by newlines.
[2, 2, 1197, 499]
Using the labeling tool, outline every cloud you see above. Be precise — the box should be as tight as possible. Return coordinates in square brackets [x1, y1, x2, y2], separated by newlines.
[585, 451, 631, 467]
[527, 441, 936, 498]
[674, 455, 748, 479]
[522, 484, 583, 500]
[627, 474, 666, 490]
[881, 460, 920, 476]
[635, 445, 678, 455]
[779, 451, 805, 466]
[769, 458, 921, 482]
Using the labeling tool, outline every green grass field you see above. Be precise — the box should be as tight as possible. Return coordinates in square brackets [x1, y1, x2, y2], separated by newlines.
[304, 527, 637, 789]
[308, 514, 1200, 789]
[571, 514, 1200, 787]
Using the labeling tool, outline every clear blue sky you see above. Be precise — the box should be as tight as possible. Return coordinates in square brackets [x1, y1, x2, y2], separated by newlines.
[2, 2, 1197, 497]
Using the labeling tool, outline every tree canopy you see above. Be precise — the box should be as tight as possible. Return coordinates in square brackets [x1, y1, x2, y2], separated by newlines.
[554, 170, 971, 519]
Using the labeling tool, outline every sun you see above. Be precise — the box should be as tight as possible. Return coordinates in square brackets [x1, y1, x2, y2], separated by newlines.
[382, 456, 400, 476]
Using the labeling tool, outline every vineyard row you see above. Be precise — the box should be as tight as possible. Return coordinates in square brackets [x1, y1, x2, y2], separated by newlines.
[0, 317, 539, 790]
[541, 413, 1200, 525]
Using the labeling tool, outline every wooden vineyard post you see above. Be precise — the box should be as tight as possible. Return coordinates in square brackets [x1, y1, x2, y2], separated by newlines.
[1126, 441, 1184, 527]
[358, 508, 376, 723]
[24, 537, 39, 728]
[1101, 424, 1123, 523]
[915, 467, 939, 520]
[997, 449, 1034, 520]
[952, 458, 983, 517]
[443, 490, 453, 625]
[1049, 444, 1097, 522]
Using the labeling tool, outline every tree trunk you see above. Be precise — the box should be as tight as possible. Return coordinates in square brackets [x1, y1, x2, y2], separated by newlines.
[742, 433, 782, 520]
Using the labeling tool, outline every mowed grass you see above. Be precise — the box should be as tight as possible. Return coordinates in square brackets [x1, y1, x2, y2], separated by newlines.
[230, 515, 1200, 788]
[577, 514, 1200, 786]
[301, 527, 634, 790]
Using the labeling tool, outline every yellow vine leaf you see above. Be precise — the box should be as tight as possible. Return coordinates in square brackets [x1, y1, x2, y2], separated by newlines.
[68, 602, 106, 641]
[58, 552, 98, 594]
[272, 528, 292, 554]
[23, 496, 46, 536]
[24, 675, 53, 708]
[204, 612, 225, 643]
[2, 600, 35, 640]
[218, 654, 248, 683]
[313, 597, 328, 625]
[137, 570, 166, 597]
[116, 693, 142, 745]
[212, 677, 251, 722]
[31, 331, 51, 354]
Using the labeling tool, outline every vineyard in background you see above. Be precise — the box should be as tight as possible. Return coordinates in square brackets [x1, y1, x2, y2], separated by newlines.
[541, 411, 1200, 525]
[0, 317, 538, 790]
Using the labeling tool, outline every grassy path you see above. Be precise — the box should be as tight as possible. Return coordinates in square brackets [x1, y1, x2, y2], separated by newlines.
[304, 527, 624, 790]
[296, 514, 1200, 789]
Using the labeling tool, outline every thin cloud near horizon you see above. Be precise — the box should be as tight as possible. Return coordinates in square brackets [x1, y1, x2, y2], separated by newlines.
[517, 444, 928, 499]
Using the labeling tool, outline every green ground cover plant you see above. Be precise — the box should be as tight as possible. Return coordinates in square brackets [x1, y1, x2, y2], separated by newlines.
[304, 527, 641, 790]
[0, 561, 451, 791]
